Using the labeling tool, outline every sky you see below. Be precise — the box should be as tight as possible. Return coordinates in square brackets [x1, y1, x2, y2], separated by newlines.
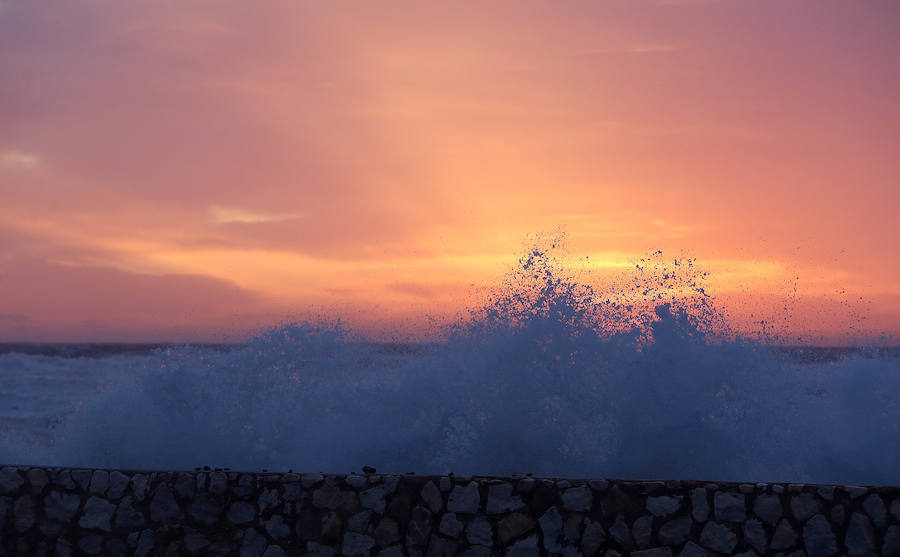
[1, 0, 898, 342]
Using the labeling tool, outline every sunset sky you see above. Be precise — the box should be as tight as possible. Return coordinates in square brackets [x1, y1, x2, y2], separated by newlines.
[1, 0, 898, 342]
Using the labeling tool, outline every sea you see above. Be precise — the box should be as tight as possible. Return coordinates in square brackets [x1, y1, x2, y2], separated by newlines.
[1, 246, 898, 485]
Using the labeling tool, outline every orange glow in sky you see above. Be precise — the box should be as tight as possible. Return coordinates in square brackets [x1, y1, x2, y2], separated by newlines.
[1, 1, 898, 342]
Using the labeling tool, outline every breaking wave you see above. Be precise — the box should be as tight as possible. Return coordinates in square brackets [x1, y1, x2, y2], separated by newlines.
[3, 235, 899, 484]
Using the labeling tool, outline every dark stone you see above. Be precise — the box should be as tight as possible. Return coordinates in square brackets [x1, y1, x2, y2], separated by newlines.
[563, 513, 582, 543]
[115, 496, 146, 529]
[771, 518, 798, 550]
[26, 468, 49, 493]
[164, 540, 183, 557]
[190, 493, 223, 526]
[241, 528, 268, 557]
[258, 488, 281, 515]
[262, 546, 286, 557]
[44, 490, 81, 523]
[581, 518, 606, 556]
[296, 511, 323, 541]
[183, 530, 212, 553]
[516, 478, 536, 494]
[743, 519, 767, 554]
[439, 513, 464, 538]
[830, 503, 846, 525]
[283, 482, 302, 502]
[632, 549, 672, 557]
[39, 518, 64, 536]
[816, 487, 835, 501]
[131, 474, 150, 501]
[345, 475, 368, 489]
[845, 512, 875, 556]
[791, 493, 822, 522]
[602, 485, 641, 516]
[633, 515, 653, 548]
[690, 488, 709, 522]
[447, 483, 481, 514]
[882, 525, 900, 556]
[507, 534, 539, 557]
[425, 536, 457, 557]
[528, 481, 558, 515]
[862, 494, 886, 527]
[375, 517, 400, 546]
[307, 541, 337, 557]
[714, 491, 745, 522]
[0, 468, 25, 494]
[15, 539, 32, 556]
[679, 542, 708, 557]
[610, 514, 632, 549]
[78, 534, 104, 555]
[406, 505, 433, 546]
[342, 532, 375, 557]
[234, 474, 256, 499]
[266, 515, 291, 539]
[88, 470, 109, 495]
[54, 469, 76, 490]
[79, 496, 116, 531]
[658, 515, 692, 545]
[753, 493, 783, 525]
[208, 471, 228, 494]
[228, 501, 256, 524]
[322, 511, 343, 544]
[107, 471, 130, 500]
[487, 483, 526, 514]
[71, 469, 92, 491]
[136, 530, 155, 557]
[648, 496, 682, 518]
[175, 473, 196, 499]
[802, 514, 836, 557]
[466, 517, 493, 546]
[55, 539, 73, 557]
[362, 483, 392, 515]
[14, 494, 36, 532]
[538, 506, 563, 552]
[561, 486, 593, 512]
[387, 485, 415, 523]
[421, 481, 444, 513]
[497, 512, 536, 544]
[845, 486, 867, 499]
[106, 538, 128, 557]
[459, 546, 491, 557]
[699, 522, 736, 553]
[347, 510, 373, 533]
[150, 484, 182, 522]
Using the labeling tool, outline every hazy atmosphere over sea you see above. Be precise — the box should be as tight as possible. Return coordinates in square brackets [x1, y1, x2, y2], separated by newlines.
[1, 1, 899, 484]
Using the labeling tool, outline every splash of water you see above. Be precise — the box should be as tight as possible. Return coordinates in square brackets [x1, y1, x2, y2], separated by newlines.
[7, 237, 899, 484]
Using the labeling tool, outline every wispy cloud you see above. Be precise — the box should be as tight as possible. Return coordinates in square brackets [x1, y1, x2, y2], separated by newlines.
[2, 150, 40, 169]
[626, 43, 682, 53]
[209, 205, 304, 225]
[0, 313, 29, 324]
[654, 0, 727, 6]
[575, 43, 685, 56]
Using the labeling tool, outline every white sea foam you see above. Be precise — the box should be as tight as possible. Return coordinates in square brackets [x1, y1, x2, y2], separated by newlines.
[1, 238, 898, 484]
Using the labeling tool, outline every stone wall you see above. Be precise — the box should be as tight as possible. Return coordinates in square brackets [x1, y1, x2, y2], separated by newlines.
[0, 466, 898, 556]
